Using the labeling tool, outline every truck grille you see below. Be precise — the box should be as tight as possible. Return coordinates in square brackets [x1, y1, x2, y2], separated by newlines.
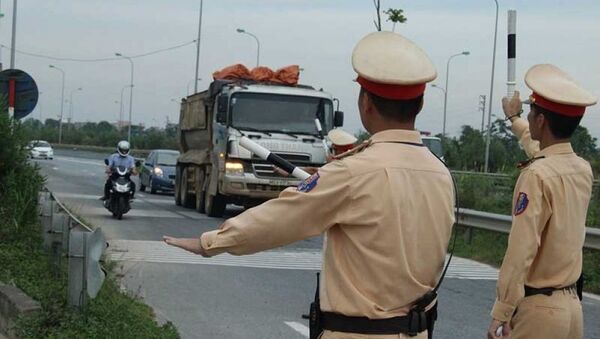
[251, 153, 312, 178]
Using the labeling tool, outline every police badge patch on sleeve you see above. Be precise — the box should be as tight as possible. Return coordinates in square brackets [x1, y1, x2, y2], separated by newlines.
[297, 173, 320, 193]
[514, 192, 529, 216]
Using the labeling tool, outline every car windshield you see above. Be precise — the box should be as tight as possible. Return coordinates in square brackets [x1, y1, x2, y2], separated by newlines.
[422, 138, 443, 158]
[34, 141, 51, 148]
[156, 152, 179, 166]
[230, 92, 333, 135]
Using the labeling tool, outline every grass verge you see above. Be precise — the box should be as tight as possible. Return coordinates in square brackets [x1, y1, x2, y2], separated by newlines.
[0, 240, 179, 338]
[451, 226, 600, 295]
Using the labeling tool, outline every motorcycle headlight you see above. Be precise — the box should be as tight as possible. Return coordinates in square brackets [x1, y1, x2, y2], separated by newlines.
[115, 183, 130, 193]
[153, 167, 163, 177]
[225, 161, 244, 176]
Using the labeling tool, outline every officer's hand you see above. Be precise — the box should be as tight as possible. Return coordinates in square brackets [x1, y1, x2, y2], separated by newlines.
[273, 167, 290, 177]
[502, 90, 522, 121]
[487, 319, 511, 338]
[163, 236, 210, 257]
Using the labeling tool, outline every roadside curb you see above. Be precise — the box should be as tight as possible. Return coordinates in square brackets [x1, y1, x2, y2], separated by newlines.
[0, 283, 41, 339]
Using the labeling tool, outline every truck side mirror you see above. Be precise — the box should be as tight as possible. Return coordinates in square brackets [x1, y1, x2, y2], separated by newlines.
[334, 111, 344, 127]
[216, 95, 228, 124]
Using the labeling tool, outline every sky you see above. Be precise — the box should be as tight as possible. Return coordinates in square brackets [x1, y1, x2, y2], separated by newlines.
[1, 0, 599, 138]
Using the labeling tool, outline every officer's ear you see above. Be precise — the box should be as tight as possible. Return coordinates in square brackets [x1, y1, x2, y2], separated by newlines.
[361, 90, 377, 117]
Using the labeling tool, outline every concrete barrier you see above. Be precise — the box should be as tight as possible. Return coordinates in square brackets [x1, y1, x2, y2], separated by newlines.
[0, 283, 41, 339]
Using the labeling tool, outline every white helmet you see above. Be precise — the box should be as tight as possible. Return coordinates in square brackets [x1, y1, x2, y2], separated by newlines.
[117, 140, 130, 157]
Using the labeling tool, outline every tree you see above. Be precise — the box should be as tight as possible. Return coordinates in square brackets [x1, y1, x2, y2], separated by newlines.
[571, 126, 598, 159]
[372, 0, 382, 31]
[384, 8, 407, 32]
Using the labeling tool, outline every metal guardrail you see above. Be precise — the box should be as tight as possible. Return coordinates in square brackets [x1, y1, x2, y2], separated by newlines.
[38, 188, 107, 309]
[452, 170, 600, 187]
[458, 208, 600, 250]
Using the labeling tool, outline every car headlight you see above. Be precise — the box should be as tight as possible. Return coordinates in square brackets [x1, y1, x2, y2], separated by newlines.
[225, 161, 244, 176]
[153, 167, 163, 177]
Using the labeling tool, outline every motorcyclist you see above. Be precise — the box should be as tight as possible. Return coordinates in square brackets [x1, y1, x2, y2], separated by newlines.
[101, 140, 138, 200]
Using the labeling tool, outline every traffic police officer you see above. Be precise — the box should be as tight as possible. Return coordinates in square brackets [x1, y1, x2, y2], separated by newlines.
[164, 31, 455, 339]
[488, 64, 597, 339]
[328, 128, 358, 156]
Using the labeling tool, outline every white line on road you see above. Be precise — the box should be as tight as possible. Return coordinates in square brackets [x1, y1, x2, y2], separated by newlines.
[284, 321, 309, 338]
[54, 192, 172, 205]
[107, 240, 502, 279]
[54, 155, 104, 167]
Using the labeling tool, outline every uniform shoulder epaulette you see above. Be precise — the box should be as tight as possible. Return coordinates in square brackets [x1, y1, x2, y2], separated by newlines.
[332, 140, 372, 160]
[517, 156, 545, 169]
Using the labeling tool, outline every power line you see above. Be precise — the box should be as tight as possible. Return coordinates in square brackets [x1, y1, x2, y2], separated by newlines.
[0, 39, 196, 63]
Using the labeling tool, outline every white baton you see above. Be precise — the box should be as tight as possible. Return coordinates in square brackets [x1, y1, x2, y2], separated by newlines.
[239, 136, 311, 180]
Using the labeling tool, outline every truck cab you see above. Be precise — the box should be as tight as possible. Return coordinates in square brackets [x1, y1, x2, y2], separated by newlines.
[176, 79, 343, 217]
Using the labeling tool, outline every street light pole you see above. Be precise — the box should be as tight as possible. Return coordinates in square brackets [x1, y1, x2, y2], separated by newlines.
[119, 84, 130, 128]
[442, 51, 470, 138]
[69, 87, 82, 124]
[187, 78, 202, 95]
[236, 28, 260, 67]
[49, 65, 65, 144]
[194, 0, 203, 93]
[484, 0, 500, 173]
[9, 0, 16, 68]
[116, 53, 134, 143]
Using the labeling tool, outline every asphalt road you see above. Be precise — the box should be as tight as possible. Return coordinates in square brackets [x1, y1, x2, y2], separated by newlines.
[35, 149, 600, 339]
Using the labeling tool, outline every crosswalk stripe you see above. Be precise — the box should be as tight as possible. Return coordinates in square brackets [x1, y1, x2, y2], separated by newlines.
[284, 321, 309, 338]
[107, 240, 501, 280]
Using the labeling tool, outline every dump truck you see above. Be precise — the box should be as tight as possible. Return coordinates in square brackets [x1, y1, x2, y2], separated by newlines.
[175, 79, 343, 217]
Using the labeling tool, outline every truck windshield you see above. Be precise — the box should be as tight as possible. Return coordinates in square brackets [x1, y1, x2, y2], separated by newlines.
[230, 92, 333, 135]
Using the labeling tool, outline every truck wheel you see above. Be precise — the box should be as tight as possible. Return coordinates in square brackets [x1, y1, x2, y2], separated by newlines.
[180, 168, 194, 208]
[195, 168, 205, 213]
[174, 166, 182, 205]
[205, 191, 226, 218]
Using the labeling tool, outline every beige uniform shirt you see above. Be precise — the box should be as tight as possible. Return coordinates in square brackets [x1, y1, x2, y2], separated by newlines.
[492, 118, 593, 322]
[201, 129, 455, 318]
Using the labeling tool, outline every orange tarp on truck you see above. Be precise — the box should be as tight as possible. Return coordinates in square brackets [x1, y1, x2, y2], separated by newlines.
[213, 64, 299, 85]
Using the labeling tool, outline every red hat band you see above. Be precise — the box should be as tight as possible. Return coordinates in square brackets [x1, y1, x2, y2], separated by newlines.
[357, 76, 425, 100]
[531, 93, 586, 117]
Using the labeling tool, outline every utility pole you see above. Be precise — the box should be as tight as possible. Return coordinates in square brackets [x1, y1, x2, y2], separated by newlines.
[9, 0, 16, 68]
[479, 95, 487, 133]
[194, 0, 203, 93]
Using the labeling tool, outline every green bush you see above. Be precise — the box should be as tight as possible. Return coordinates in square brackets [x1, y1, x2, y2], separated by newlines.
[0, 107, 45, 245]
[0, 243, 179, 339]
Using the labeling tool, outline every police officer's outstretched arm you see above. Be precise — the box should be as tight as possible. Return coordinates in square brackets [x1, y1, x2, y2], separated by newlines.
[503, 91, 540, 157]
[164, 161, 351, 257]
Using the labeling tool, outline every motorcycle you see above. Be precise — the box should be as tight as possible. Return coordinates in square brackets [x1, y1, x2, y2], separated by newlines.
[103, 159, 134, 219]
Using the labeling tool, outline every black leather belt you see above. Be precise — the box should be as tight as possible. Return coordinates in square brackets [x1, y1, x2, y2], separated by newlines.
[524, 284, 576, 297]
[321, 307, 436, 336]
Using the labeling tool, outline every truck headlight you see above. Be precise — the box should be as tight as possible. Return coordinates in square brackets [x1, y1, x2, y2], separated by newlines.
[153, 167, 164, 177]
[225, 161, 244, 176]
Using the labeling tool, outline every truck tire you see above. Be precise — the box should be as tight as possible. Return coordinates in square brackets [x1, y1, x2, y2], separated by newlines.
[195, 168, 205, 213]
[205, 190, 226, 218]
[180, 168, 195, 208]
[174, 166, 182, 206]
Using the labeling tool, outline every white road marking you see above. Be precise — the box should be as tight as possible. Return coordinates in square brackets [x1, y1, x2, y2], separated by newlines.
[83, 207, 184, 219]
[284, 321, 309, 338]
[52, 167, 59, 170]
[54, 192, 173, 205]
[107, 240, 502, 279]
[54, 155, 104, 167]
